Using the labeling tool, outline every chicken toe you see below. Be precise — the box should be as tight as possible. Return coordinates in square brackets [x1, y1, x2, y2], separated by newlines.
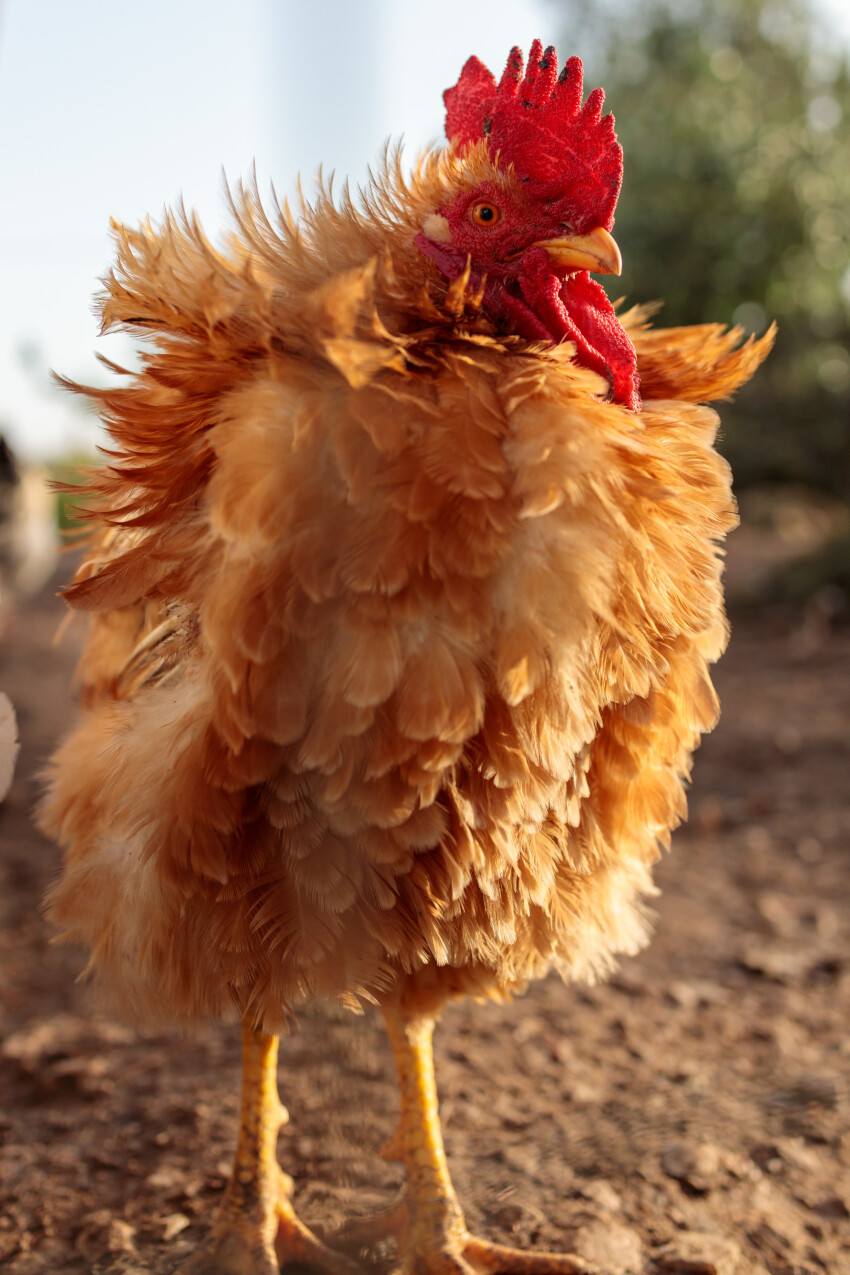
[179, 1229, 280, 1275]
[461, 1236, 592, 1273]
[364, 1003, 594, 1275]
[179, 1024, 356, 1275]
[334, 1193, 594, 1275]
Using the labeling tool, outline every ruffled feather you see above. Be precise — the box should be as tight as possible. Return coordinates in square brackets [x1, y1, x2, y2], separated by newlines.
[40, 165, 769, 1031]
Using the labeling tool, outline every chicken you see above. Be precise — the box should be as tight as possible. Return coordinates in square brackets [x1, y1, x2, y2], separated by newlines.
[1, 434, 41, 806]
[41, 42, 773, 1275]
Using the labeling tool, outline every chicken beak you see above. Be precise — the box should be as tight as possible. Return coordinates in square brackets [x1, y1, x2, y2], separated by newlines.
[533, 226, 622, 277]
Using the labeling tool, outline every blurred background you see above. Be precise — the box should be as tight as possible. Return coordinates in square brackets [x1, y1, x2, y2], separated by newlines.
[0, 0, 849, 606]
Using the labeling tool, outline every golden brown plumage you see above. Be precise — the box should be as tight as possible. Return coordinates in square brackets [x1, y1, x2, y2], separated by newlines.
[41, 49, 773, 1274]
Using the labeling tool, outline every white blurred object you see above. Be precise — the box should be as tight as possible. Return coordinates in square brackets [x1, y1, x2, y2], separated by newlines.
[0, 692, 18, 801]
[0, 436, 58, 613]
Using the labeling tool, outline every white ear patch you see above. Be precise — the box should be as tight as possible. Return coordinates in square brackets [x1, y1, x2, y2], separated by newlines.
[422, 214, 452, 244]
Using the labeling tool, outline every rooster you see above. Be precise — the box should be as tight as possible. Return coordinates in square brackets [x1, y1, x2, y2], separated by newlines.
[42, 42, 772, 1275]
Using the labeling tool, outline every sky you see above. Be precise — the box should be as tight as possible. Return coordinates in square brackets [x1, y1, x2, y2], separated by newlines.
[1, 0, 849, 460]
[0, 0, 550, 459]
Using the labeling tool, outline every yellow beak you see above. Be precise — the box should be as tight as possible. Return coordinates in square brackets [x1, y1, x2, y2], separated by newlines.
[533, 226, 622, 276]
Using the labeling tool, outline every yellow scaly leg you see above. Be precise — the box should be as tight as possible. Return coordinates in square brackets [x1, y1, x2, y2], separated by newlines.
[181, 1023, 356, 1275]
[370, 1004, 594, 1275]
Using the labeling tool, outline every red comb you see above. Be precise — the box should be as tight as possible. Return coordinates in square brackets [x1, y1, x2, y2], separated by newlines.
[444, 42, 623, 230]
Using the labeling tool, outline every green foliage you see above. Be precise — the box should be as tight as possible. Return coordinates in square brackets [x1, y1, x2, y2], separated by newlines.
[566, 0, 850, 496]
[49, 457, 94, 532]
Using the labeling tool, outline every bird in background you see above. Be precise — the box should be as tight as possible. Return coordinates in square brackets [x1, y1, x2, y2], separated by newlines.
[0, 433, 50, 809]
[0, 435, 58, 628]
[41, 40, 773, 1275]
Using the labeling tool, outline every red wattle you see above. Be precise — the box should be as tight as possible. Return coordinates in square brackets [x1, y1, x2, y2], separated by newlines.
[516, 250, 640, 411]
[558, 273, 641, 411]
[416, 236, 640, 413]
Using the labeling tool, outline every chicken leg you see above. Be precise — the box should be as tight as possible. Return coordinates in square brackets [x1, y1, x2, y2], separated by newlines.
[360, 1001, 593, 1275]
[181, 1022, 356, 1275]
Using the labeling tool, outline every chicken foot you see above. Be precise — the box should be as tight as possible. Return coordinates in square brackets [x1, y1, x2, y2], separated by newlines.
[335, 1004, 593, 1275]
[180, 1023, 356, 1275]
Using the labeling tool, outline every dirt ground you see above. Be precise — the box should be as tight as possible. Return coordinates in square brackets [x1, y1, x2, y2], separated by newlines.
[0, 541, 848, 1275]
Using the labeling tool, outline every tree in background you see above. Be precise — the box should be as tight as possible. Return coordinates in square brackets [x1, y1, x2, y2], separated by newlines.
[564, 0, 850, 501]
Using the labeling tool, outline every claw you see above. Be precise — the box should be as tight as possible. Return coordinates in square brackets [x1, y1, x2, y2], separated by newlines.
[373, 1003, 599, 1275]
[177, 1231, 280, 1275]
[179, 1025, 358, 1275]
[463, 1235, 594, 1273]
[275, 1203, 361, 1275]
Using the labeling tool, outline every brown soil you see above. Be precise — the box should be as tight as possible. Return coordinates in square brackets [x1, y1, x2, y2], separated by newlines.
[0, 549, 848, 1275]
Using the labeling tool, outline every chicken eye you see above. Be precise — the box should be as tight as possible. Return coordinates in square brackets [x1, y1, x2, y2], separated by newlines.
[470, 202, 501, 227]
